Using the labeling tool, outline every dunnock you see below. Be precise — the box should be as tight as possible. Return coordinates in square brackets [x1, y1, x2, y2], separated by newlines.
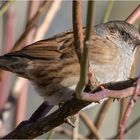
[0, 21, 140, 120]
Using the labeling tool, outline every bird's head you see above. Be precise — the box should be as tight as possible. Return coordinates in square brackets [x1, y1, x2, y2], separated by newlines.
[95, 21, 140, 54]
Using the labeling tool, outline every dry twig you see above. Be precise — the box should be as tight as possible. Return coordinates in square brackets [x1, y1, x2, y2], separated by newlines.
[12, 1, 52, 51]
[34, 0, 62, 42]
[80, 111, 102, 139]
[125, 4, 140, 24]
[72, 0, 83, 62]
[75, 1, 94, 99]
[119, 78, 140, 139]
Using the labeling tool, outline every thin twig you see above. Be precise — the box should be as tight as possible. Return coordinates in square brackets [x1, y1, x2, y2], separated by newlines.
[72, 114, 79, 140]
[34, 0, 62, 42]
[75, 1, 94, 99]
[0, 6, 15, 111]
[80, 111, 102, 139]
[96, 99, 113, 129]
[72, 0, 83, 62]
[118, 98, 128, 132]
[125, 4, 140, 24]
[112, 116, 140, 139]
[12, 1, 52, 51]
[102, 0, 114, 23]
[0, 0, 15, 16]
[0, 6, 15, 137]
[119, 78, 140, 139]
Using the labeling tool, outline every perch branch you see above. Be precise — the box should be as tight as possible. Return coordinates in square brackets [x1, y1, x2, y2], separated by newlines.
[2, 77, 139, 139]
[12, 1, 52, 51]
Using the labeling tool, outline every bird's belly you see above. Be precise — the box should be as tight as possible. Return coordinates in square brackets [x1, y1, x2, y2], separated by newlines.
[36, 84, 75, 106]
[34, 77, 79, 105]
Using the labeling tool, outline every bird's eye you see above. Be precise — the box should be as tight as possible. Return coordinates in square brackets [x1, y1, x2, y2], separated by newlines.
[109, 27, 115, 34]
[120, 31, 130, 39]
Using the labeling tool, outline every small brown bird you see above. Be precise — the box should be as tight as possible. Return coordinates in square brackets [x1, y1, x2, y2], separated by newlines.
[0, 21, 140, 120]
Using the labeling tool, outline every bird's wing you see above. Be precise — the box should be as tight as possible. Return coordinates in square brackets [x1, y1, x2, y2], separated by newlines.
[6, 31, 118, 63]
[89, 36, 119, 64]
[6, 30, 75, 60]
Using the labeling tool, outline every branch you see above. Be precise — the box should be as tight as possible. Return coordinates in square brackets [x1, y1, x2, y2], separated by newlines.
[102, 0, 114, 23]
[12, 1, 52, 51]
[72, 0, 83, 62]
[34, 0, 62, 42]
[75, 1, 94, 99]
[0, 0, 15, 16]
[0, 6, 15, 112]
[119, 78, 140, 139]
[0, 6, 15, 136]
[125, 4, 140, 24]
[2, 77, 139, 139]
[112, 116, 140, 139]
[80, 111, 102, 139]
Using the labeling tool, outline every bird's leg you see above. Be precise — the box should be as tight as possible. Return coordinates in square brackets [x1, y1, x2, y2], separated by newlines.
[28, 101, 54, 123]
[17, 101, 53, 127]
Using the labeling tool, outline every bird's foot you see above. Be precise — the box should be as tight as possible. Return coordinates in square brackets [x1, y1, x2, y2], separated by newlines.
[64, 115, 76, 128]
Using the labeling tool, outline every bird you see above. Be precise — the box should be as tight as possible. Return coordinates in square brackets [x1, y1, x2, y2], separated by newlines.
[0, 21, 140, 122]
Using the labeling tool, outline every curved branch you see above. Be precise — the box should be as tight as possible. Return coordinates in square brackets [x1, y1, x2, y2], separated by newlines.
[2, 77, 139, 139]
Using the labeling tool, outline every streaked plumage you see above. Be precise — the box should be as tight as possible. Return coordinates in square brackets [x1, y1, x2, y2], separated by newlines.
[0, 21, 140, 106]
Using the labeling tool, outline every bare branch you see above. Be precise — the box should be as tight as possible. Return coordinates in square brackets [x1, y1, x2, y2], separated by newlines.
[119, 78, 140, 139]
[80, 111, 102, 139]
[112, 116, 140, 139]
[102, 0, 114, 23]
[34, 0, 62, 42]
[72, 0, 83, 62]
[125, 4, 140, 24]
[75, 1, 94, 99]
[12, 1, 52, 52]
[2, 77, 139, 139]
